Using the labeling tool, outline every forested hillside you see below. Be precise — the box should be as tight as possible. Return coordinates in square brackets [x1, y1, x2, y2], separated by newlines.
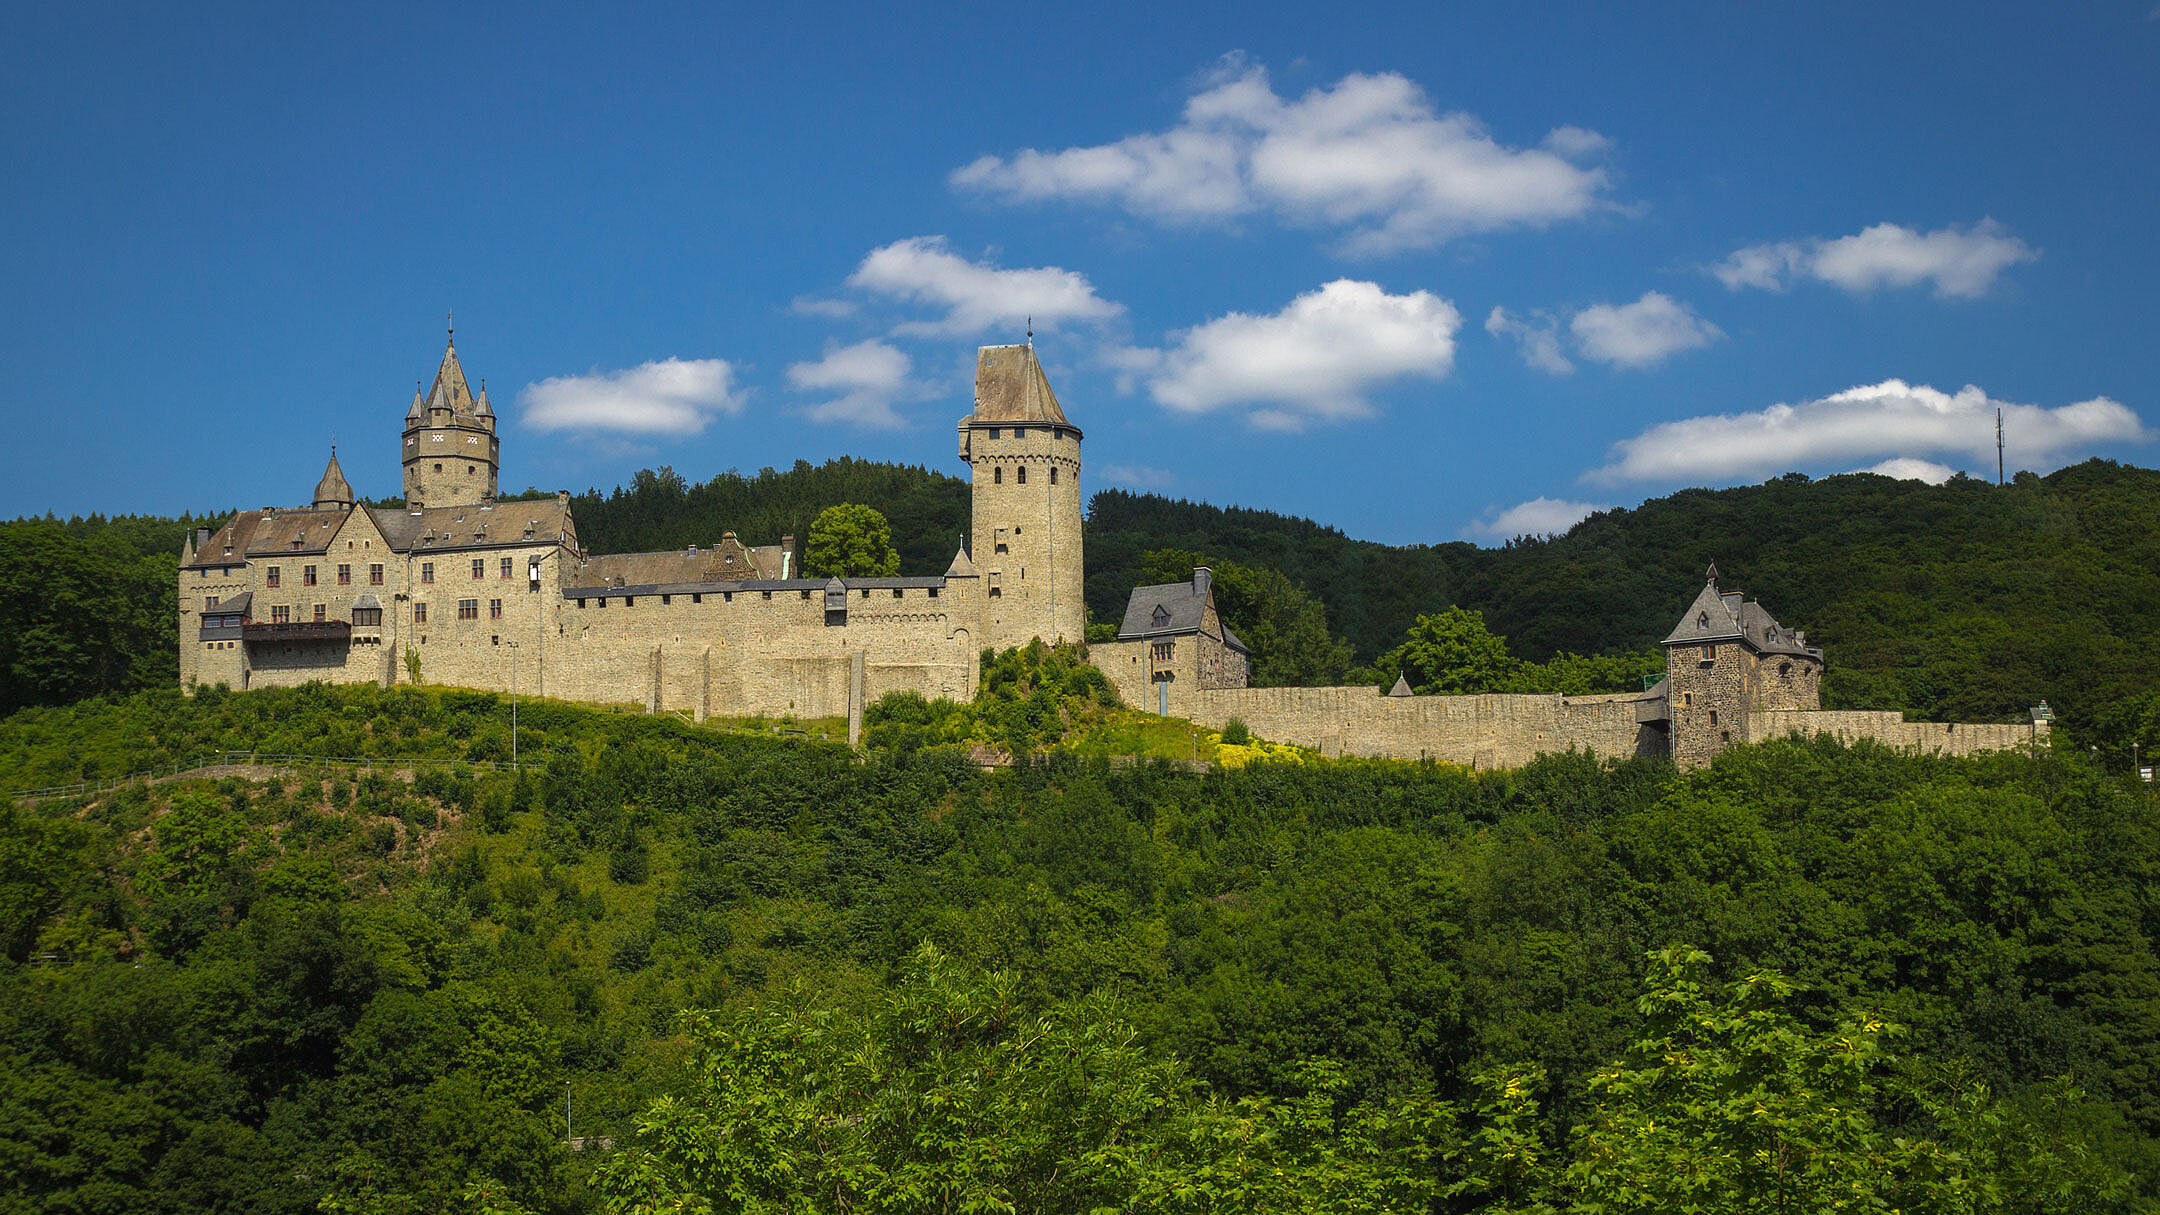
[3, 685, 2157, 1211]
[13, 458, 2160, 749]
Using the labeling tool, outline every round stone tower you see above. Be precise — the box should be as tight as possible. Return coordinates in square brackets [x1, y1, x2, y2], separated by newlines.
[957, 343, 1084, 649]
[401, 330, 498, 509]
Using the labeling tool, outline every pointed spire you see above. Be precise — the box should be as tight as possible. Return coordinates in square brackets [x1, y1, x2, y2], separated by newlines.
[970, 343, 1072, 427]
[312, 447, 355, 511]
[406, 379, 424, 424]
[1706, 561, 1720, 586]
[425, 333, 475, 415]
[1387, 672, 1414, 697]
[944, 545, 978, 578]
[473, 376, 494, 418]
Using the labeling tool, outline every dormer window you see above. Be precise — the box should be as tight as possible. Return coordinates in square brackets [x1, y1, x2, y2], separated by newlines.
[1150, 604, 1170, 629]
[1697, 612, 1709, 628]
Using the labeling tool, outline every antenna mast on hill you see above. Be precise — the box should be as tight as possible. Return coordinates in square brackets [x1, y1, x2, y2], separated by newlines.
[1997, 407, 2005, 484]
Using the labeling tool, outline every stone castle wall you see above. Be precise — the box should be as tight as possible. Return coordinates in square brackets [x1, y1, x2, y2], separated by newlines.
[1749, 709, 2037, 758]
[1184, 685, 1663, 768]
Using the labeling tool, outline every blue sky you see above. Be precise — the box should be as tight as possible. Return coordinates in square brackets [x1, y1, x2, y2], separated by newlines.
[4, 1, 2155, 546]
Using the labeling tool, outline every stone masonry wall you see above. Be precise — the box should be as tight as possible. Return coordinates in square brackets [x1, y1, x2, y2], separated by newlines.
[1188, 685, 1663, 768]
[1749, 710, 2037, 758]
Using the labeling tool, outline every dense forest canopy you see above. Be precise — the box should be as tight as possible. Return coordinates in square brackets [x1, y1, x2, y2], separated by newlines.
[3, 684, 2158, 1210]
[12, 457, 2160, 746]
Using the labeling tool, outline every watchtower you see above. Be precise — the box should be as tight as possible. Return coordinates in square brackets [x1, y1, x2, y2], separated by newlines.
[957, 344, 1084, 650]
[1661, 567, 1825, 767]
[401, 330, 498, 508]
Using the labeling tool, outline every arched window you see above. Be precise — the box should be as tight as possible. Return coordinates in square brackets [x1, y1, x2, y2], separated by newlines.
[993, 467, 1002, 484]
[1017, 466, 1027, 484]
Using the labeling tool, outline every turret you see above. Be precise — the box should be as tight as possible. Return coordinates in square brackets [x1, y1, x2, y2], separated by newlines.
[401, 328, 500, 508]
[957, 343, 1083, 649]
[312, 447, 355, 512]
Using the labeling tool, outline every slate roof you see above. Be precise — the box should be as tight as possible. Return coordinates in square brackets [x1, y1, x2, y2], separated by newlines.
[242, 508, 352, 557]
[183, 512, 267, 568]
[211, 591, 251, 617]
[968, 344, 1078, 432]
[370, 500, 576, 554]
[560, 575, 948, 598]
[1661, 573, 1821, 657]
[1114, 578, 1251, 654]
[312, 450, 354, 507]
[570, 534, 793, 588]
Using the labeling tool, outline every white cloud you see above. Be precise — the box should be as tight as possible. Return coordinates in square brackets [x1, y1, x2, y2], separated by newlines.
[1468, 496, 1608, 540]
[846, 236, 1121, 337]
[1120, 279, 1461, 429]
[787, 340, 917, 429]
[1098, 463, 1177, 490]
[788, 295, 858, 318]
[1589, 380, 2147, 485]
[1569, 292, 1723, 368]
[953, 60, 1611, 255]
[1484, 306, 1573, 374]
[520, 359, 743, 435]
[1713, 220, 2037, 299]
[1860, 457, 1958, 484]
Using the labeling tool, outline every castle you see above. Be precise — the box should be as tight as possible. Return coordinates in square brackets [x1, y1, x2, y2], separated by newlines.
[180, 333, 2044, 768]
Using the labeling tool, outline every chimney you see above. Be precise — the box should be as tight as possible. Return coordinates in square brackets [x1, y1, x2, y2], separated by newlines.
[1193, 566, 1212, 600]
[557, 489, 570, 505]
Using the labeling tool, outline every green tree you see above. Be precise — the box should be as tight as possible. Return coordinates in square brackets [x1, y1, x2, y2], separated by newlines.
[1137, 549, 1353, 686]
[1375, 606, 1520, 694]
[805, 502, 901, 578]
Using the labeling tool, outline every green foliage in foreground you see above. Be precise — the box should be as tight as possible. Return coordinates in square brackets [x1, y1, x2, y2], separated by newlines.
[600, 943, 2127, 1214]
[5, 684, 2160, 1212]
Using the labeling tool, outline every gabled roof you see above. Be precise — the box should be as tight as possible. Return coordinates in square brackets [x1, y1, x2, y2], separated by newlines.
[183, 511, 267, 567]
[968, 344, 1076, 431]
[569, 533, 793, 587]
[371, 500, 576, 554]
[1115, 576, 1251, 654]
[1661, 572, 1822, 658]
[242, 508, 352, 557]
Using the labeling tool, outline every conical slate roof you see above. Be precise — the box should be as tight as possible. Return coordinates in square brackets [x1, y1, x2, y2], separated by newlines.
[405, 382, 424, 424]
[424, 338, 477, 415]
[472, 379, 494, 418]
[970, 344, 1074, 429]
[1387, 673, 1414, 697]
[312, 449, 355, 509]
[944, 546, 978, 577]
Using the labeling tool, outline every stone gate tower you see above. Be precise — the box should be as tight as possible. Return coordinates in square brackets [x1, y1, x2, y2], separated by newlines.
[401, 331, 499, 508]
[958, 344, 1084, 650]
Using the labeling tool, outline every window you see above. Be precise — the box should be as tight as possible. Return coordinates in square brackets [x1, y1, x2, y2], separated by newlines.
[1049, 467, 1058, 484]
[1697, 612, 1709, 628]
[1708, 710, 1718, 726]
[472, 558, 485, 579]
[1016, 466, 1027, 484]
[892, 588, 903, 598]
[370, 563, 383, 585]
[205, 595, 219, 609]
[434, 462, 442, 472]
[1013, 427, 1025, 438]
[414, 602, 428, 623]
[692, 593, 702, 603]
[303, 565, 317, 586]
[337, 563, 351, 585]
[500, 557, 513, 579]
[353, 607, 382, 626]
[927, 587, 938, 598]
[1152, 641, 1176, 662]
[576, 598, 586, 609]
[661, 594, 671, 605]
[624, 596, 635, 607]
[458, 599, 479, 620]
[271, 605, 291, 623]
[995, 528, 1009, 554]
[1705, 644, 1718, 660]
[267, 566, 282, 588]
[993, 467, 1002, 485]
[489, 598, 502, 619]
[421, 562, 434, 584]
[988, 427, 999, 439]
[314, 604, 326, 622]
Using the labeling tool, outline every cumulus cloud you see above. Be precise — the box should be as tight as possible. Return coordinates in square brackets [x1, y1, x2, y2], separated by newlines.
[1118, 279, 1461, 430]
[953, 59, 1611, 255]
[846, 236, 1121, 337]
[1467, 496, 1608, 540]
[1589, 380, 2147, 485]
[520, 359, 743, 435]
[787, 340, 918, 429]
[1097, 463, 1177, 490]
[1861, 457, 1958, 483]
[1712, 220, 2037, 299]
[1484, 307, 1573, 374]
[1569, 292, 1723, 368]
